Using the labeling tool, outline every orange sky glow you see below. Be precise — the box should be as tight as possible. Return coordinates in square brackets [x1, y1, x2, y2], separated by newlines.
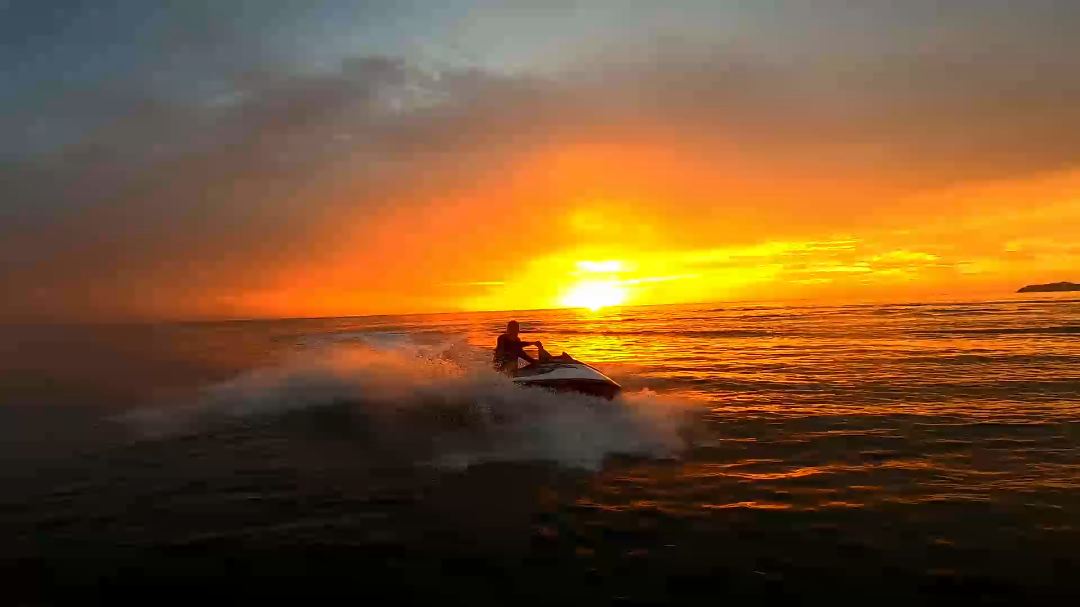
[5, 3, 1079, 321]
[212, 144, 1080, 319]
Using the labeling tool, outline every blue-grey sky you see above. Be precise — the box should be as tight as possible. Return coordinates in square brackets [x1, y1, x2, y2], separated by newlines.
[7, 0, 1079, 156]
[2, 1, 1079, 319]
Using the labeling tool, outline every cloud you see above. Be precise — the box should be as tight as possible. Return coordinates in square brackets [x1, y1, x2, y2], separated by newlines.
[3, 10, 1080, 319]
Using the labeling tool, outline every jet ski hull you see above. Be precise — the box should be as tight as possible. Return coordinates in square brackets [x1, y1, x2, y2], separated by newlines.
[512, 361, 621, 399]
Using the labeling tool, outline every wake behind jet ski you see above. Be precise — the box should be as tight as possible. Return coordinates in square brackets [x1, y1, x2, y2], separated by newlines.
[493, 320, 621, 399]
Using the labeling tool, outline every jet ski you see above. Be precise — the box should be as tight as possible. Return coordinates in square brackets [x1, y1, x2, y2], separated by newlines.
[512, 355, 621, 399]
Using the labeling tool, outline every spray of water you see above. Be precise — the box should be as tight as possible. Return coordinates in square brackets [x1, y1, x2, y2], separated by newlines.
[126, 339, 690, 470]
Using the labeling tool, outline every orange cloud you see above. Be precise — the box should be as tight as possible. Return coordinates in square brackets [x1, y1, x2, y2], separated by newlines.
[4, 49, 1079, 320]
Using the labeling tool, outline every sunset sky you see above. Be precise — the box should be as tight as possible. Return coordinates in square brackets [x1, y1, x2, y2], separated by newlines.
[3, 0, 1079, 320]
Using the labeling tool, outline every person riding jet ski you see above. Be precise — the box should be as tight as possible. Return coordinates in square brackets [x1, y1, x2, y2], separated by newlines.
[493, 320, 620, 398]
[492, 320, 537, 375]
[492, 320, 572, 376]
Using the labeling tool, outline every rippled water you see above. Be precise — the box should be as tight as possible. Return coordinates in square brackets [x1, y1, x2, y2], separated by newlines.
[2, 296, 1078, 603]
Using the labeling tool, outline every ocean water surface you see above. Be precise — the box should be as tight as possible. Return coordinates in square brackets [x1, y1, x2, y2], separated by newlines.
[2, 296, 1078, 603]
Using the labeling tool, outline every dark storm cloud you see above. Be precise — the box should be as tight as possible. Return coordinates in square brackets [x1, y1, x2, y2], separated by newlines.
[2, 1, 1080, 318]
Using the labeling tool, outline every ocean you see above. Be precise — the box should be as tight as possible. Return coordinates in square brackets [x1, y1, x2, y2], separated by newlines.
[2, 296, 1078, 603]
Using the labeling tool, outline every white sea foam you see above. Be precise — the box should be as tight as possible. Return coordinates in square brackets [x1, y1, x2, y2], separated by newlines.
[125, 339, 690, 470]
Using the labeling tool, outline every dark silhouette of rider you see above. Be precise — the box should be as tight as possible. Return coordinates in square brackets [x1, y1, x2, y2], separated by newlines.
[493, 320, 539, 375]
[494, 320, 575, 375]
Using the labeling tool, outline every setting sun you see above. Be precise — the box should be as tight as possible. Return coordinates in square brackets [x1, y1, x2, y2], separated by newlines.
[5, 3, 1080, 602]
[559, 280, 628, 311]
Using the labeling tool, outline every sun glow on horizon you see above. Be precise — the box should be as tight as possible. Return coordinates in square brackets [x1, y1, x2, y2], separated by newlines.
[576, 260, 624, 273]
[224, 162, 1080, 321]
[559, 280, 628, 311]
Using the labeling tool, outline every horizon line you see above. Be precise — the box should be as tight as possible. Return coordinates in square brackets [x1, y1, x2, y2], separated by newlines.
[3, 289, 1075, 327]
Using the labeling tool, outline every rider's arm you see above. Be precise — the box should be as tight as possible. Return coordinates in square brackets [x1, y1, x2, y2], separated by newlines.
[514, 338, 537, 363]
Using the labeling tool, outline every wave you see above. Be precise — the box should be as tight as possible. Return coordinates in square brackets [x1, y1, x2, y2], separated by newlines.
[920, 325, 1080, 336]
[870, 306, 1001, 316]
[124, 340, 690, 470]
[549, 328, 772, 338]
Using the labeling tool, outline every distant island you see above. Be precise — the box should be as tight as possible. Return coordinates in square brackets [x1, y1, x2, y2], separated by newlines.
[1017, 281, 1080, 293]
